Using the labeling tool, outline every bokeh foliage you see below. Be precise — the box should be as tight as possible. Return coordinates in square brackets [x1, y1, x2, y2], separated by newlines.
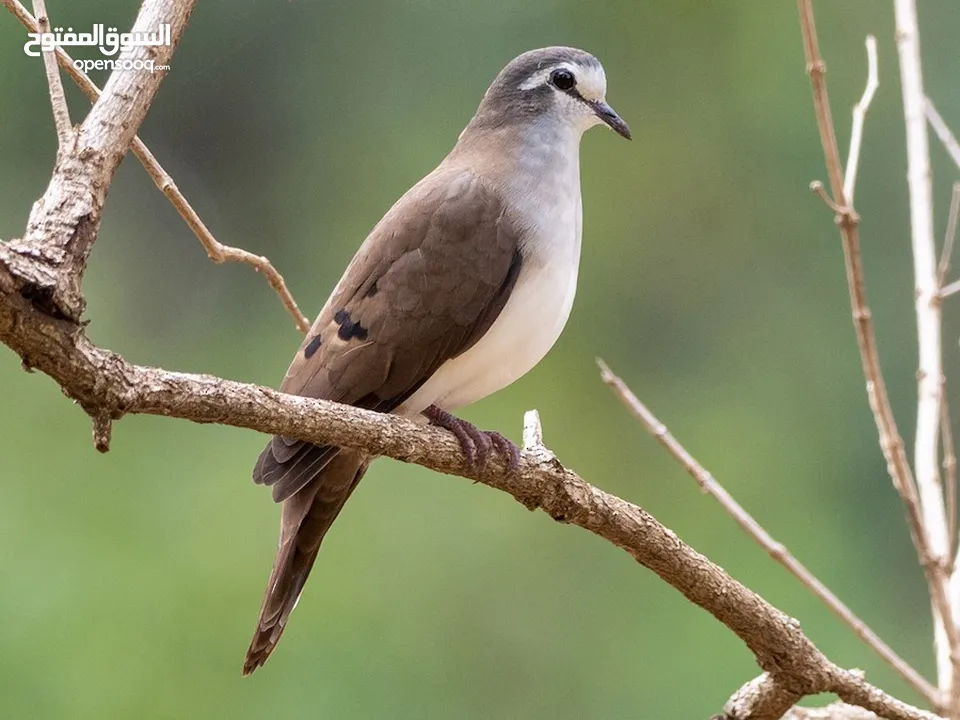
[1, 1, 959, 717]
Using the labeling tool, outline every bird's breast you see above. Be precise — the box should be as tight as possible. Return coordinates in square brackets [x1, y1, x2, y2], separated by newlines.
[402, 175, 583, 415]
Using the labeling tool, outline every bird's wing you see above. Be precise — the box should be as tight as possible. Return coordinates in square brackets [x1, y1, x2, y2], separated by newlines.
[254, 165, 523, 501]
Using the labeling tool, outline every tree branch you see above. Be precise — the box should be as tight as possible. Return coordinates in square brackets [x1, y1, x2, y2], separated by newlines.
[718, 674, 922, 720]
[938, 185, 960, 299]
[893, 0, 957, 704]
[797, 4, 957, 707]
[844, 35, 878, 203]
[1, 0, 309, 333]
[598, 360, 938, 705]
[0, 2, 946, 718]
[1, 0, 194, 322]
[926, 99, 960, 173]
[719, 673, 802, 720]
[785, 704, 882, 719]
[0, 262, 941, 720]
[31, 0, 71, 149]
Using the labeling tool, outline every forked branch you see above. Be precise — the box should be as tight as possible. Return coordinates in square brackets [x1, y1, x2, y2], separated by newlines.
[1, 0, 311, 333]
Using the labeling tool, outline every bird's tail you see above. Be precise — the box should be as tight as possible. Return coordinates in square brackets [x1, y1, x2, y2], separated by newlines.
[242, 448, 369, 675]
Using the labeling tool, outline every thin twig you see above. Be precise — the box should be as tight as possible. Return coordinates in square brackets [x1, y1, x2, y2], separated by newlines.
[893, 0, 955, 702]
[927, 99, 960, 173]
[598, 359, 939, 707]
[156, 179, 311, 333]
[938, 191, 959, 563]
[797, 0, 945, 595]
[798, 0, 957, 707]
[1, 0, 311, 334]
[844, 35, 879, 204]
[938, 184, 960, 296]
[31, 0, 71, 149]
[942, 393, 957, 563]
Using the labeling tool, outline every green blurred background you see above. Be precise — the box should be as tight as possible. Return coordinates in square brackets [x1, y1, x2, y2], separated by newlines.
[2, 1, 959, 717]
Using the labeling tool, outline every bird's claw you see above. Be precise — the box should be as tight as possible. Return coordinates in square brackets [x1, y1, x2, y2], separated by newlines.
[424, 405, 520, 472]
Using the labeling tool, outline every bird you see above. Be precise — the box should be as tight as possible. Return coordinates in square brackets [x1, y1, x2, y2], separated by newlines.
[242, 46, 631, 675]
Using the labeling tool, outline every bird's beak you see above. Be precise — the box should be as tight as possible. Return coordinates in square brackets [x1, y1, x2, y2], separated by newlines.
[591, 100, 632, 140]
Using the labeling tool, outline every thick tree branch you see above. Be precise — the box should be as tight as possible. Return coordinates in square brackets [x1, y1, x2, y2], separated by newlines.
[0, 265, 941, 720]
[719, 673, 918, 720]
[719, 673, 802, 720]
[785, 705, 881, 720]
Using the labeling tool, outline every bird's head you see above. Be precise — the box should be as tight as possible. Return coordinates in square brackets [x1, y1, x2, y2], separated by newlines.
[470, 46, 631, 141]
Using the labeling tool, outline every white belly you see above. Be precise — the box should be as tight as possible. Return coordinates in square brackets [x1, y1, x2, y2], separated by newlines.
[401, 200, 582, 416]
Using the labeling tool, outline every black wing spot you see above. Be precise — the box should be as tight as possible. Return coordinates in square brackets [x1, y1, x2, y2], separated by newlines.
[303, 335, 323, 359]
[334, 309, 369, 341]
[365, 281, 378, 298]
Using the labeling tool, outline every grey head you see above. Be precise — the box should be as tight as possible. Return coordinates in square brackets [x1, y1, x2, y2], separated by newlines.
[460, 46, 631, 143]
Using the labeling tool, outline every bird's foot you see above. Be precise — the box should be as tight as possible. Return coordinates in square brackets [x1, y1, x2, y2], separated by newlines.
[424, 405, 520, 471]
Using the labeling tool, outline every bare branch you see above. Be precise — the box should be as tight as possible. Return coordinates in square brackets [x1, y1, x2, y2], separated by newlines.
[1, 0, 195, 321]
[31, 0, 71, 149]
[719, 673, 801, 720]
[719, 675, 920, 720]
[598, 359, 938, 706]
[0, 263, 942, 720]
[938, 184, 960, 296]
[796, 2, 957, 689]
[157, 179, 311, 333]
[785, 703, 881, 719]
[810, 180, 847, 215]
[844, 36, 878, 203]
[797, 1, 845, 202]
[893, 0, 956, 700]
[927, 99, 960, 172]
[943, 393, 957, 562]
[0, 0, 310, 334]
[0, 2, 947, 717]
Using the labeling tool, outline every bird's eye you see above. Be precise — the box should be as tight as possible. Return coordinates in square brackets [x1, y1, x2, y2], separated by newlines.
[550, 69, 576, 91]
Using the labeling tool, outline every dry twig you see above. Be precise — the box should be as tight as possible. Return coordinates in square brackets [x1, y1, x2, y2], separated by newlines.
[31, 0, 71, 149]
[844, 35, 878, 203]
[893, 0, 956, 702]
[937, 186, 960, 560]
[927, 100, 960, 173]
[938, 185, 960, 299]
[598, 359, 938, 705]
[943, 394, 957, 561]
[796, 7, 957, 705]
